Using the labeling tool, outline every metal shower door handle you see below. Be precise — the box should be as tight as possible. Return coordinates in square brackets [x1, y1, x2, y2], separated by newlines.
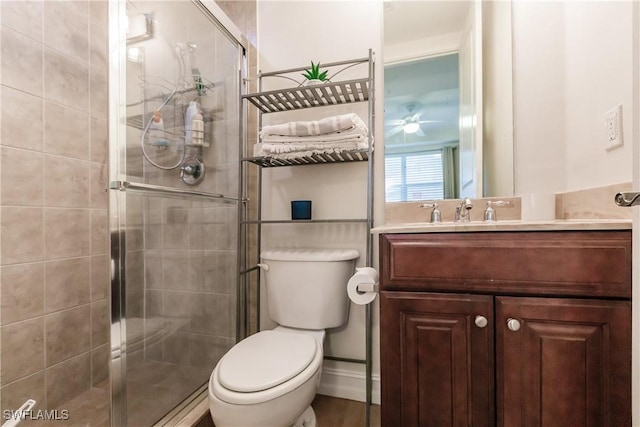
[615, 192, 640, 207]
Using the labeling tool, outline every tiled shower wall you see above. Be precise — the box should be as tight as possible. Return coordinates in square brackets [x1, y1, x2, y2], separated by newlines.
[0, 0, 110, 414]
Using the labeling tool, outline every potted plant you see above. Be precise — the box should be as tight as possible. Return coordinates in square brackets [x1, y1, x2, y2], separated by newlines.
[302, 61, 329, 85]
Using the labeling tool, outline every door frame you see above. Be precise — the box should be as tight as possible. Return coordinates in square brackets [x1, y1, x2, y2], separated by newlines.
[632, 0, 639, 423]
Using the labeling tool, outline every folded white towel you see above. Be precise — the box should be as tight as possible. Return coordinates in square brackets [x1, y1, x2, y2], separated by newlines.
[254, 140, 371, 159]
[260, 113, 367, 138]
[261, 131, 366, 145]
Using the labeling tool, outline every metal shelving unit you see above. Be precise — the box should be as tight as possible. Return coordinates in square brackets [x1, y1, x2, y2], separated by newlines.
[238, 49, 375, 427]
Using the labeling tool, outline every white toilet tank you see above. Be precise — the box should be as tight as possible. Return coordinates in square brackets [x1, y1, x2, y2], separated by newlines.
[261, 248, 359, 329]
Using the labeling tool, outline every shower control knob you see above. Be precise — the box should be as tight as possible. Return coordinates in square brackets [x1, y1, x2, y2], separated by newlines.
[180, 158, 206, 186]
[474, 315, 488, 328]
[507, 318, 521, 332]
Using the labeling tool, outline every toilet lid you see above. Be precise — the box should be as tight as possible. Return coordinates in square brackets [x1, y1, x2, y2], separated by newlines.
[218, 330, 317, 393]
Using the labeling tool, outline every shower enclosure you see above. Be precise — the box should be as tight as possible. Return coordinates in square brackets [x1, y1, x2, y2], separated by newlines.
[109, 1, 245, 425]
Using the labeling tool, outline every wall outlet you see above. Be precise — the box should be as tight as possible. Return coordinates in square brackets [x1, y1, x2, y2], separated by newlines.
[604, 105, 623, 151]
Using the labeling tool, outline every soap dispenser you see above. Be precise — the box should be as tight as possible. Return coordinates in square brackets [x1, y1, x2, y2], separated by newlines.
[184, 101, 201, 144]
[191, 113, 204, 146]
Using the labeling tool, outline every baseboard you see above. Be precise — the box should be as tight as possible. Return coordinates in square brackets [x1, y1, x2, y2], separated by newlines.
[317, 366, 381, 405]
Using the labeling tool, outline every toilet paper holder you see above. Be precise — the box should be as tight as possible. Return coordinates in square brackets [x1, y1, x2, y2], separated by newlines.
[356, 283, 379, 293]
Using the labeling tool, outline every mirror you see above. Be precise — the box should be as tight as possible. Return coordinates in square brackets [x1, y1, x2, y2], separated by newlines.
[383, 0, 514, 202]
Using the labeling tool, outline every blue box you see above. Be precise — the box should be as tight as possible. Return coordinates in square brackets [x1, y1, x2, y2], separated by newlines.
[291, 200, 312, 220]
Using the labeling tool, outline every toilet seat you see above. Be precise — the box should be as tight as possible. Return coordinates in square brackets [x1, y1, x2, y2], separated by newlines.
[218, 330, 317, 392]
[211, 330, 323, 406]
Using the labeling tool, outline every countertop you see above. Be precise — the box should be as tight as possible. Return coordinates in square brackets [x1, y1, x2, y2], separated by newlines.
[371, 219, 632, 234]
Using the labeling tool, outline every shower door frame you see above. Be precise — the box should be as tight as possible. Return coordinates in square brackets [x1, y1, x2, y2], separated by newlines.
[107, 1, 247, 425]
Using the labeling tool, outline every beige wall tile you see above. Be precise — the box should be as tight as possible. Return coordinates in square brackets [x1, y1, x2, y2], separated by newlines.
[91, 343, 109, 386]
[43, 1, 89, 63]
[126, 247, 144, 284]
[162, 251, 190, 290]
[91, 209, 109, 255]
[0, 1, 44, 43]
[557, 182, 633, 219]
[162, 332, 190, 365]
[45, 305, 90, 366]
[90, 116, 108, 164]
[91, 300, 109, 348]
[190, 250, 235, 293]
[44, 101, 90, 160]
[45, 352, 91, 408]
[90, 69, 107, 119]
[44, 208, 90, 260]
[90, 255, 109, 302]
[191, 293, 232, 337]
[145, 290, 163, 318]
[1, 207, 44, 265]
[0, 27, 43, 96]
[44, 155, 90, 208]
[1, 262, 44, 325]
[1, 318, 44, 383]
[89, 10, 108, 73]
[90, 162, 108, 209]
[43, 48, 89, 111]
[145, 251, 163, 290]
[1, 147, 44, 206]
[189, 335, 233, 368]
[162, 291, 191, 331]
[126, 289, 144, 319]
[144, 210, 163, 250]
[45, 257, 90, 313]
[163, 208, 189, 250]
[0, 86, 43, 151]
[0, 371, 46, 416]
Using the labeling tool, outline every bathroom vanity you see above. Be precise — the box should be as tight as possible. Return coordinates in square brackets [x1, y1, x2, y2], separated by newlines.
[377, 223, 632, 426]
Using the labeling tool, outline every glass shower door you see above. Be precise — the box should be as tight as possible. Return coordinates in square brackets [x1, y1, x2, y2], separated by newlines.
[109, 1, 244, 425]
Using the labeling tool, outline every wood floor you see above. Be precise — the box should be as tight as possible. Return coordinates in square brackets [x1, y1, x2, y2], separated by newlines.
[201, 395, 380, 427]
[313, 395, 381, 427]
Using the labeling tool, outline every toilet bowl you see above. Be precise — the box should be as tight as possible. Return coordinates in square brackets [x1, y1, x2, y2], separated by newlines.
[208, 248, 359, 427]
[208, 327, 325, 427]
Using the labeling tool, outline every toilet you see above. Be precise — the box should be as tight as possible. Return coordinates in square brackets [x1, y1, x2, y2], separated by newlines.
[208, 248, 359, 427]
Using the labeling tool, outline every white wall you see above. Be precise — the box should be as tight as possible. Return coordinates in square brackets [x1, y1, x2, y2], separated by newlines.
[256, 0, 384, 403]
[513, 1, 634, 194]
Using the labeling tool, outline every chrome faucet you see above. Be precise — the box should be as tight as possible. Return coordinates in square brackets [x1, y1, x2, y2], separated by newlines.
[455, 198, 473, 222]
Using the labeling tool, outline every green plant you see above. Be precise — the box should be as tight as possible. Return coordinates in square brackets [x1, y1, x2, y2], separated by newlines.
[302, 61, 329, 82]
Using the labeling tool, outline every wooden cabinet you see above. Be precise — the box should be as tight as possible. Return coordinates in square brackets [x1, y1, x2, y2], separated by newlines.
[379, 231, 632, 427]
[381, 292, 494, 427]
[496, 296, 631, 427]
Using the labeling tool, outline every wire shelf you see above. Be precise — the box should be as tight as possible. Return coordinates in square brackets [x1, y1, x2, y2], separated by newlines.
[242, 148, 369, 167]
[243, 78, 370, 114]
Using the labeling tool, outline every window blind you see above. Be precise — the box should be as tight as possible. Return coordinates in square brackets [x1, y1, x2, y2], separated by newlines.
[385, 150, 444, 202]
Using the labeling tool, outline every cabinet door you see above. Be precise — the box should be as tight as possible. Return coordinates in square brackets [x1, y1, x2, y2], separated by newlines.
[496, 297, 631, 427]
[380, 291, 494, 427]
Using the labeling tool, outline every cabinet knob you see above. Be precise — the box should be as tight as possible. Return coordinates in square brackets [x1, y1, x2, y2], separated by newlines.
[506, 318, 521, 332]
[474, 315, 488, 328]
